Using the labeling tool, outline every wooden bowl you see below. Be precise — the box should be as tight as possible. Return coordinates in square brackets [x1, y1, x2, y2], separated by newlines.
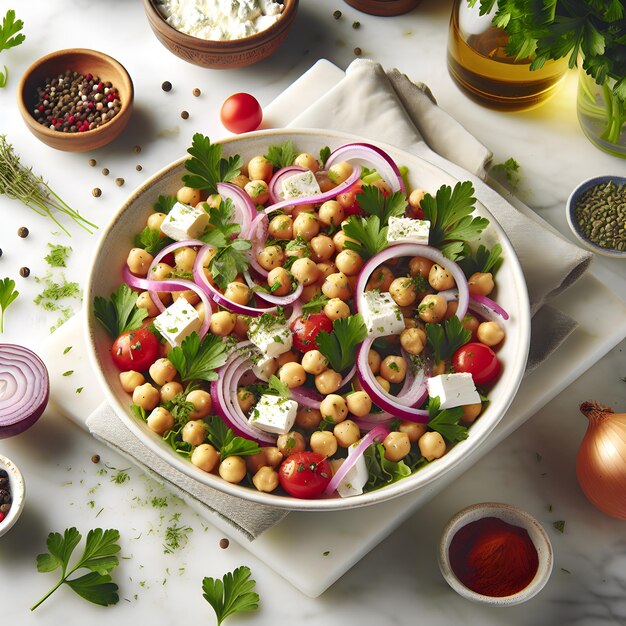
[17, 49, 134, 152]
[143, 0, 298, 69]
[343, 0, 422, 16]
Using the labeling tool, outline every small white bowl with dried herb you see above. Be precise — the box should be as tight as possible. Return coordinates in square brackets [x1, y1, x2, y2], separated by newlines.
[0, 453, 26, 538]
[567, 175, 626, 258]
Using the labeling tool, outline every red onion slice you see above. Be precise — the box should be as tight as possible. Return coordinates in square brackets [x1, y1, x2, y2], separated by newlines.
[0, 344, 49, 438]
[216, 182, 256, 238]
[268, 166, 307, 204]
[246, 213, 270, 278]
[396, 349, 429, 408]
[339, 364, 357, 389]
[353, 417, 393, 430]
[469, 293, 510, 321]
[243, 271, 304, 306]
[289, 386, 323, 409]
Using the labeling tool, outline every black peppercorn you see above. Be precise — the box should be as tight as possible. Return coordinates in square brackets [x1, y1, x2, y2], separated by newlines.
[19, 267, 30, 277]
[115, 178, 125, 187]
[192, 87, 201, 97]
[136, 164, 142, 172]
[101, 168, 109, 176]
[88, 158, 97, 167]
[91, 454, 100, 464]
[181, 110, 189, 120]
[161, 81, 172, 92]
[17, 227, 29, 238]
[92, 187, 102, 198]
[333, 9, 342, 19]
[0, 488, 11, 504]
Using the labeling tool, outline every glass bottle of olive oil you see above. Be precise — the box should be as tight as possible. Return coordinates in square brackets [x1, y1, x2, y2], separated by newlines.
[447, 0, 568, 111]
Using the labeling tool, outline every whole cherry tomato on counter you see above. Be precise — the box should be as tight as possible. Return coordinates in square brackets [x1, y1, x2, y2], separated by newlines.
[290, 313, 333, 352]
[452, 342, 501, 386]
[220, 92, 263, 134]
[278, 451, 332, 499]
[111, 327, 160, 372]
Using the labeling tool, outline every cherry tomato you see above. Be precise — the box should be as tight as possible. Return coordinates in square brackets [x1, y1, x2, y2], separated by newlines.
[452, 342, 501, 386]
[278, 451, 332, 499]
[220, 92, 263, 134]
[290, 313, 333, 352]
[111, 327, 160, 372]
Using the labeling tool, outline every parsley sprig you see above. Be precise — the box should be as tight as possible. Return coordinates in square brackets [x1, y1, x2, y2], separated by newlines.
[342, 215, 388, 259]
[153, 194, 177, 214]
[202, 566, 260, 626]
[425, 316, 471, 365]
[357, 185, 408, 225]
[134, 226, 173, 256]
[458, 243, 503, 277]
[316, 314, 368, 373]
[182, 134, 242, 194]
[167, 332, 230, 382]
[0, 10, 25, 88]
[427, 396, 468, 443]
[93, 284, 147, 338]
[31, 528, 121, 611]
[206, 415, 260, 457]
[263, 374, 290, 398]
[265, 140, 297, 169]
[0, 276, 19, 333]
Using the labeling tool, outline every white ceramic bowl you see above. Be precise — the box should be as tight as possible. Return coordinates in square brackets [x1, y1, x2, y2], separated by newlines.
[84, 128, 530, 511]
[438, 502, 553, 606]
[0, 453, 26, 538]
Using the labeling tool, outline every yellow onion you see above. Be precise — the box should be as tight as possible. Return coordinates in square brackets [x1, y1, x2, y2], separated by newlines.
[576, 401, 626, 520]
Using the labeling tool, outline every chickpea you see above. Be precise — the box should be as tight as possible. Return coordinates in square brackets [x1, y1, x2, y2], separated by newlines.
[244, 179, 270, 205]
[334, 419, 360, 447]
[127, 248, 154, 276]
[301, 350, 328, 375]
[132, 383, 160, 411]
[147, 407, 175, 435]
[468, 272, 495, 296]
[315, 369, 342, 394]
[366, 265, 395, 292]
[149, 358, 177, 386]
[400, 327, 426, 355]
[172, 289, 200, 306]
[147, 212, 167, 231]
[318, 201, 345, 227]
[195, 301, 208, 324]
[322, 272, 352, 300]
[228, 174, 250, 189]
[264, 447, 283, 468]
[237, 387, 256, 414]
[398, 421, 427, 443]
[204, 194, 221, 209]
[428, 264, 456, 291]
[160, 381, 183, 403]
[219, 456, 247, 483]
[294, 152, 320, 172]
[277, 350, 299, 367]
[316, 261, 337, 281]
[210, 310, 236, 336]
[409, 256, 434, 279]
[246, 450, 268, 474]
[254, 246, 282, 273]
[223, 282, 250, 305]
[233, 315, 249, 338]
[277, 431, 306, 456]
[319, 394, 348, 424]
[135, 291, 158, 317]
[310, 234, 335, 262]
[477, 321, 505, 346]
[295, 407, 323, 430]
[346, 391, 372, 417]
[150, 262, 173, 281]
[292, 212, 320, 241]
[279, 361, 307, 388]
[247, 155, 273, 181]
[291, 203, 315, 217]
[268, 215, 293, 240]
[191, 444, 219, 473]
[327, 161, 353, 185]
[310, 431, 338, 457]
[324, 298, 350, 321]
[417, 294, 447, 323]
[431, 361, 446, 376]
[182, 420, 207, 446]
[362, 351, 380, 376]
[418, 431, 446, 461]
[463, 314, 480, 337]
[291, 258, 320, 285]
[301, 283, 322, 303]
[461, 402, 483, 424]
[187, 390, 212, 419]
[335, 249, 364, 276]
[389, 277, 417, 307]
[171, 246, 196, 273]
[119, 370, 145, 393]
[254, 356, 278, 380]
[176, 186, 201, 206]
[375, 375, 391, 393]
[383, 431, 411, 462]
[253, 466, 279, 493]
[333, 229, 357, 253]
[380, 355, 407, 384]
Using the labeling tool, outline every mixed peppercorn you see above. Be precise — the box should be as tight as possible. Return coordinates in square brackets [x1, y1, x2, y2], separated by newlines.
[0, 469, 12, 523]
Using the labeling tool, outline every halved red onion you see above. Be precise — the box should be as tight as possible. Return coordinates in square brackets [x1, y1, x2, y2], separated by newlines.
[0, 344, 49, 438]
[243, 271, 304, 306]
[396, 349, 429, 408]
[246, 213, 270, 278]
[216, 182, 257, 238]
[324, 424, 390, 496]
[324, 143, 405, 194]
[268, 166, 307, 204]
[289, 386, 323, 409]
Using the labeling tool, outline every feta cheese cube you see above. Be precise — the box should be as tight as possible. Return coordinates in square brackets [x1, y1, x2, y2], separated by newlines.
[360, 290, 405, 338]
[427, 372, 481, 409]
[252, 354, 276, 382]
[329, 442, 369, 497]
[247, 320, 292, 358]
[153, 296, 202, 348]
[387, 216, 430, 245]
[159, 202, 209, 242]
[281, 170, 321, 200]
[249, 394, 297, 435]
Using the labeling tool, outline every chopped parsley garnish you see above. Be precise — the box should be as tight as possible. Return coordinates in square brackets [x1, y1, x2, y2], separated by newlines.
[553, 520, 566, 533]
[163, 513, 192, 554]
[44, 243, 72, 267]
[265, 140, 297, 169]
[425, 316, 471, 365]
[205, 415, 260, 458]
[342, 215, 388, 259]
[93, 283, 148, 338]
[0, 276, 18, 333]
[202, 566, 259, 626]
[167, 332, 230, 382]
[427, 396, 468, 443]
[316, 314, 368, 373]
[356, 185, 407, 225]
[492, 157, 521, 187]
[301, 292, 330, 315]
[153, 194, 177, 214]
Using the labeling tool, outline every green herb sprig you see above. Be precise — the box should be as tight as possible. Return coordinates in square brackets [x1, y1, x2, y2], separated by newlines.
[0, 10, 25, 88]
[265, 140, 297, 169]
[93, 284, 147, 338]
[167, 332, 230, 382]
[458, 243, 503, 277]
[425, 316, 472, 365]
[0, 277, 18, 333]
[342, 215, 388, 259]
[357, 185, 408, 225]
[427, 397, 468, 443]
[205, 415, 261, 458]
[316, 314, 368, 373]
[182, 134, 242, 194]
[202, 566, 260, 626]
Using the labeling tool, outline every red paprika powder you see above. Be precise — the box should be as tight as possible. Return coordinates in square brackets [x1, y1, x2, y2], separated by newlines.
[448, 516, 539, 597]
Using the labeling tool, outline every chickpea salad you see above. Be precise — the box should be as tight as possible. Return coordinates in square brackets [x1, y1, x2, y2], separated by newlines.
[93, 134, 510, 500]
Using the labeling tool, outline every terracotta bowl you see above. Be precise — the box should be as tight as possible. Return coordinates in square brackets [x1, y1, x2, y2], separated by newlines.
[343, 0, 422, 16]
[17, 48, 134, 152]
[143, 0, 299, 69]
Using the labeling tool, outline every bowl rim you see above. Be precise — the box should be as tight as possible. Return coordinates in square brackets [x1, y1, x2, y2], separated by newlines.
[0, 453, 26, 538]
[438, 501, 553, 606]
[144, 0, 298, 47]
[565, 174, 626, 259]
[17, 47, 134, 142]
[84, 127, 531, 511]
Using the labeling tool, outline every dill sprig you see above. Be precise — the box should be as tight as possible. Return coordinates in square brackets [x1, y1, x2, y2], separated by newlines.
[0, 135, 97, 236]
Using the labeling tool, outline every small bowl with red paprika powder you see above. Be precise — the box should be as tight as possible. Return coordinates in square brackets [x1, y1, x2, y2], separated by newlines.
[438, 502, 553, 606]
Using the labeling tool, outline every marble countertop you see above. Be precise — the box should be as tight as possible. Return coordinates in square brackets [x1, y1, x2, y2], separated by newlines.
[1, 1, 625, 625]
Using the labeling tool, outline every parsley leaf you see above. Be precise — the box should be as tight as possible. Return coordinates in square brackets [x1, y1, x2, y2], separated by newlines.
[458, 243, 503, 277]
[205, 415, 261, 458]
[427, 396, 468, 443]
[364, 443, 412, 490]
[210, 238, 252, 289]
[182, 134, 242, 194]
[491, 157, 521, 188]
[134, 226, 172, 256]
[0, 276, 19, 333]
[342, 215, 388, 259]
[264, 374, 290, 398]
[421, 181, 488, 260]
[265, 140, 297, 169]
[200, 198, 241, 247]
[0, 10, 25, 52]
[356, 185, 408, 225]
[301, 292, 330, 315]
[153, 194, 178, 214]
[425, 316, 471, 365]
[167, 332, 230, 382]
[31, 528, 120, 611]
[202, 566, 260, 626]
[319, 146, 331, 168]
[316, 314, 368, 373]
[93, 284, 147, 338]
